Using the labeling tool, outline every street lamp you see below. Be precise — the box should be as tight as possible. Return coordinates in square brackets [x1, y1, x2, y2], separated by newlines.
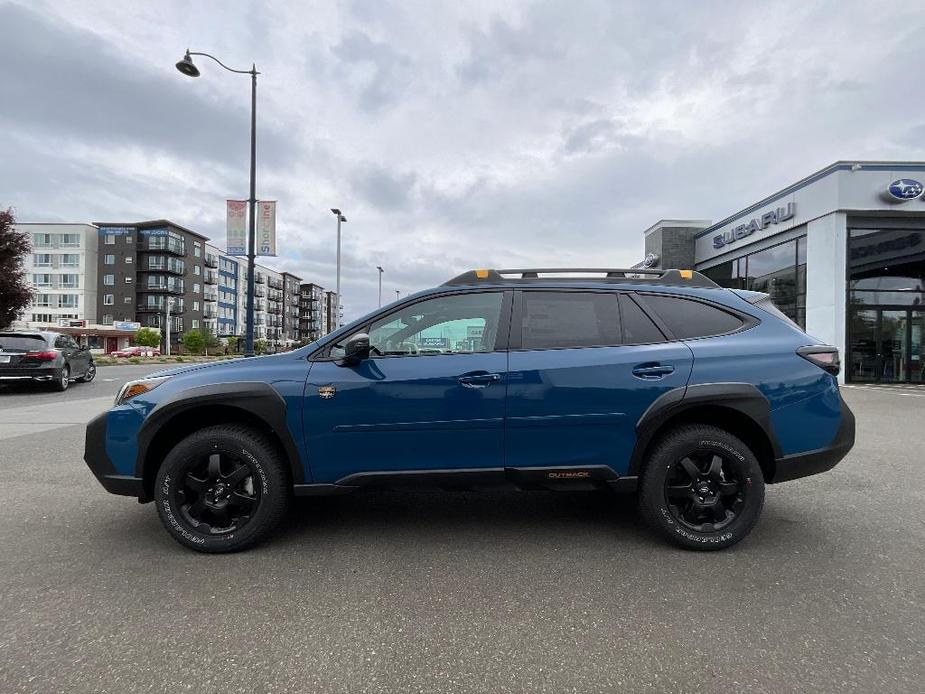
[376, 266, 383, 307]
[395, 290, 400, 300]
[331, 209, 346, 329]
[176, 49, 260, 357]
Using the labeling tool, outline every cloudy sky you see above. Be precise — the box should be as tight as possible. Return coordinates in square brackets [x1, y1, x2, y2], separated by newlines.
[3, 1, 924, 319]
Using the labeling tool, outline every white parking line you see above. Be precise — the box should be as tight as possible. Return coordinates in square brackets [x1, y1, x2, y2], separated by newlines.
[842, 385, 925, 397]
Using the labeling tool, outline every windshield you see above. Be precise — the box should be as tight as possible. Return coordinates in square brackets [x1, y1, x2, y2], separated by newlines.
[0, 334, 49, 352]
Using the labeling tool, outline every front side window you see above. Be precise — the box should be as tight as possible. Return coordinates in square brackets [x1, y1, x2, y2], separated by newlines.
[641, 295, 744, 339]
[521, 291, 620, 350]
[333, 292, 504, 359]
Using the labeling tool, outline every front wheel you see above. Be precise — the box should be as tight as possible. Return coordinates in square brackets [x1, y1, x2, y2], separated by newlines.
[154, 425, 290, 553]
[77, 363, 96, 383]
[638, 424, 765, 551]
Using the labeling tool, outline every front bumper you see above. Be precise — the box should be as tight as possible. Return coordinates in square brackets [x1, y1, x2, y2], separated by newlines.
[771, 392, 856, 483]
[84, 411, 146, 498]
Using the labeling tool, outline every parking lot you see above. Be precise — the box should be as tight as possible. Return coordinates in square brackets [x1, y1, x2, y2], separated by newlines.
[0, 367, 922, 693]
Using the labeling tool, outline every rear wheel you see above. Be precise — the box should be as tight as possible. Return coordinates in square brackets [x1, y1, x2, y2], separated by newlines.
[154, 425, 290, 553]
[53, 365, 70, 392]
[638, 424, 764, 550]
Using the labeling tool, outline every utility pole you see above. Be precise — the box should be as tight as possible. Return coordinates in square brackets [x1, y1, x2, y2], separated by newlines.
[331, 209, 347, 329]
[377, 266, 383, 307]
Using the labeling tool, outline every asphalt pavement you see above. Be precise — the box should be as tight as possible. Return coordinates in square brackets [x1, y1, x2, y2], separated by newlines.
[0, 369, 923, 693]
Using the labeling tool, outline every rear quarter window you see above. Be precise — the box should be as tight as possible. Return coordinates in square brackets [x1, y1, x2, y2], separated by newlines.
[640, 295, 744, 339]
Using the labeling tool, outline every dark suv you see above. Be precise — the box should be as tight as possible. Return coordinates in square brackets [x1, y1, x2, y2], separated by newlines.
[84, 268, 854, 552]
[0, 330, 96, 391]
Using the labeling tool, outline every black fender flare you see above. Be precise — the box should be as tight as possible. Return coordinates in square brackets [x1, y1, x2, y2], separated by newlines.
[135, 381, 304, 485]
[627, 382, 781, 476]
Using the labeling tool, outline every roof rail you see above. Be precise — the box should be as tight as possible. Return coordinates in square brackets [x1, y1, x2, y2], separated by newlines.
[443, 268, 719, 288]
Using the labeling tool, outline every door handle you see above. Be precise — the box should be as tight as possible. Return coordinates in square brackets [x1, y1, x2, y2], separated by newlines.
[458, 373, 502, 388]
[632, 364, 675, 380]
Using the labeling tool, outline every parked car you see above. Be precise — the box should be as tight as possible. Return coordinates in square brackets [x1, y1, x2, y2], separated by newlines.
[112, 346, 161, 358]
[0, 330, 95, 391]
[84, 267, 854, 553]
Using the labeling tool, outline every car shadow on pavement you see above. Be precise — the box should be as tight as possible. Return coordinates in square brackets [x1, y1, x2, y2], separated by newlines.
[280, 489, 652, 548]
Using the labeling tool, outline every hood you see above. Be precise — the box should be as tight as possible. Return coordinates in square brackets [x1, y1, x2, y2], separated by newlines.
[145, 349, 310, 379]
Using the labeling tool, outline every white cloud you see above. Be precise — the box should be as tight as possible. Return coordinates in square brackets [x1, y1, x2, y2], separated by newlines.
[4, 0, 925, 319]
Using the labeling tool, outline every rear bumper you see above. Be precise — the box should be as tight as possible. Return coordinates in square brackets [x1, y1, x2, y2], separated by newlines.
[771, 391, 856, 483]
[0, 367, 58, 381]
[84, 411, 146, 498]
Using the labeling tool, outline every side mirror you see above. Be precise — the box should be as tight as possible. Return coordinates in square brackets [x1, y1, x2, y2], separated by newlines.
[336, 332, 371, 367]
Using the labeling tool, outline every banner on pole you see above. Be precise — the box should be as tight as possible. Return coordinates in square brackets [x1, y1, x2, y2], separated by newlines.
[226, 200, 247, 256]
[256, 200, 277, 256]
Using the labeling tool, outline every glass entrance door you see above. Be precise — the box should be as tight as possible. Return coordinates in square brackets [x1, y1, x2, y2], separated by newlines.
[849, 308, 924, 383]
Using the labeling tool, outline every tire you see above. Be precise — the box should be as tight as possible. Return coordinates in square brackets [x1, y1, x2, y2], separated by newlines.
[638, 424, 765, 551]
[53, 365, 70, 392]
[154, 425, 291, 553]
[77, 363, 96, 383]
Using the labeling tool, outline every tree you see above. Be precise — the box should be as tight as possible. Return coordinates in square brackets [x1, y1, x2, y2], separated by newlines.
[254, 339, 268, 355]
[133, 327, 161, 349]
[200, 324, 220, 356]
[181, 329, 205, 355]
[0, 209, 33, 329]
[225, 335, 238, 353]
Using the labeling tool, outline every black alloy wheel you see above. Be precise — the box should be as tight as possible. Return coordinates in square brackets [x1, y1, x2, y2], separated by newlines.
[154, 425, 290, 553]
[175, 450, 261, 535]
[638, 424, 765, 550]
[664, 451, 745, 532]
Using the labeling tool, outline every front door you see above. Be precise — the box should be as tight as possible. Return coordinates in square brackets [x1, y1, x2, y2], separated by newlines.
[302, 291, 511, 483]
[106, 337, 118, 354]
[849, 308, 924, 383]
[505, 291, 693, 475]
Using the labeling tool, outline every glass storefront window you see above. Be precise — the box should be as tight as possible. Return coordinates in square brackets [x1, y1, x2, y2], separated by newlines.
[701, 238, 806, 327]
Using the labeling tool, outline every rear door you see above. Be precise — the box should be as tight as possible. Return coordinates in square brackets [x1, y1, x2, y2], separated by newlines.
[505, 290, 693, 475]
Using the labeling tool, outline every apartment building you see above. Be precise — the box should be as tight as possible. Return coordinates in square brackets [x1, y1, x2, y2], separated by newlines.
[14, 220, 322, 352]
[299, 283, 324, 342]
[323, 290, 339, 334]
[16, 223, 99, 326]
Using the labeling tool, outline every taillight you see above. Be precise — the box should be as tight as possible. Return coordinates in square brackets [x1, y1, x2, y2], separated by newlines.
[25, 350, 57, 361]
[797, 345, 840, 376]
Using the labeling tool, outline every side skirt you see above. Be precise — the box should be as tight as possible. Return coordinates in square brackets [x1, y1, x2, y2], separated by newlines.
[293, 466, 638, 496]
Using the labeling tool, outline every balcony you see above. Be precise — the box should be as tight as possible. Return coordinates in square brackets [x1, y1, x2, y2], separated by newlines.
[204, 270, 218, 285]
[203, 307, 217, 319]
[268, 277, 283, 290]
[144, 236, 185, 256]
[204, 254, 218, 268]
[138, 302, 185, 314]
[204, 292, 219, 303]
[268, 305, 282, 315]
[254, 273, 265, 284]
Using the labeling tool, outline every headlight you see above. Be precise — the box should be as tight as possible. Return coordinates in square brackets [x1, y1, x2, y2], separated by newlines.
[115, 376, 170, 405]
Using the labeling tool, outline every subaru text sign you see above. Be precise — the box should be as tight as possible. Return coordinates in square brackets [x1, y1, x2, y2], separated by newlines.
[886, 179, 924, 202]
[713, 202, 796, 249]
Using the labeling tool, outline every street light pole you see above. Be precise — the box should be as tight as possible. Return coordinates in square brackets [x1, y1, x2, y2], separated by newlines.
[176, 49, 260, 357]
[395, 290, 400, 300]
[376, 266, 383, 307]
[331, 209, 347, 329]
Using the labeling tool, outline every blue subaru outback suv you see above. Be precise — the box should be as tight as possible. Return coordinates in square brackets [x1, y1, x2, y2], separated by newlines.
[84, 268, 854, 553]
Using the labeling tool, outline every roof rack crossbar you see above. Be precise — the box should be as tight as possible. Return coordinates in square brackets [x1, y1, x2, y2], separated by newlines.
[443, 267, 719, 288]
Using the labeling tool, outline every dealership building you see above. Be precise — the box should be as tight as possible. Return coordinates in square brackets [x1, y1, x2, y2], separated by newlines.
[641, 161, 925, 384]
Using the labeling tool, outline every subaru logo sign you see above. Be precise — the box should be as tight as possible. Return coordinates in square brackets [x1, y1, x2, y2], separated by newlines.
[887, 179, 924, 201]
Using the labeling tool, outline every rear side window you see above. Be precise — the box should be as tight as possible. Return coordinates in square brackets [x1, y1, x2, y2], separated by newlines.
[0, 334, 48, 351]
[521, 292, 620, 349]
[641, 295, 744, 339]
[618, 295, 666, 344]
